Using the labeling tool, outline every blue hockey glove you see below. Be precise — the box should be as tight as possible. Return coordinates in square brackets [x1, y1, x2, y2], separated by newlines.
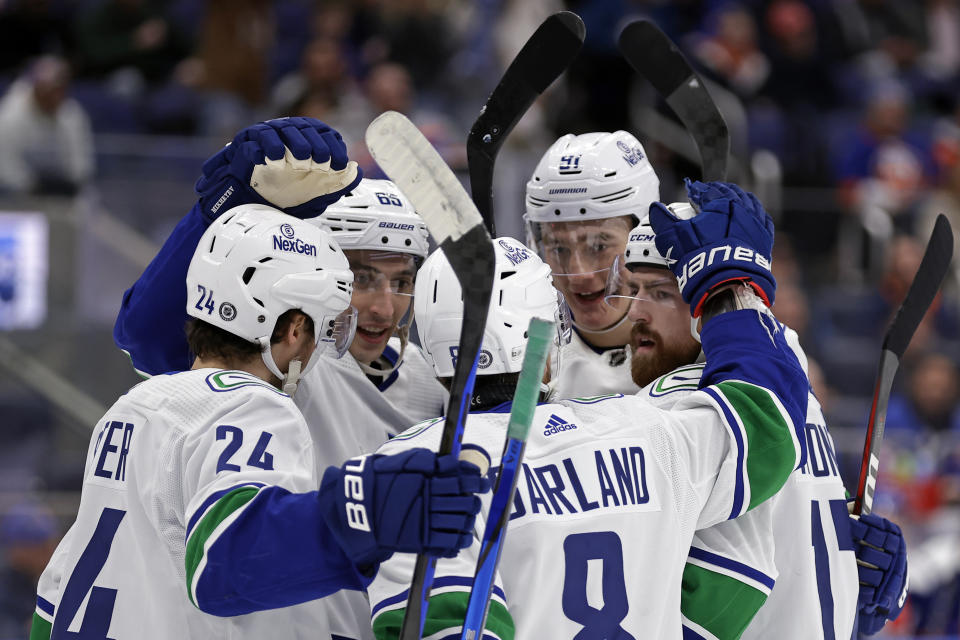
[195, 116, 362, 224]
[850, 512, 909, 635]
[649, 179, 775, 317]
[318, 448, 490, 567]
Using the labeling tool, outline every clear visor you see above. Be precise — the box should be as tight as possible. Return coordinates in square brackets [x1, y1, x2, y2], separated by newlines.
[532, 218, 632, 277]
[555, 291, 573, 347]
[347, 250, 419, 297]
[320, 305, 358, 358]
[603, 254, 683, 310]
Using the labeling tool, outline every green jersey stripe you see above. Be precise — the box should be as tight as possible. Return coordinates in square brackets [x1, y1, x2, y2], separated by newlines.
[681, 562, 768, 640]
[30, 611, 52, 640]
[372, 591, 514, 640]
[184, 486, 261, 606]
[715, 380, 799, 511]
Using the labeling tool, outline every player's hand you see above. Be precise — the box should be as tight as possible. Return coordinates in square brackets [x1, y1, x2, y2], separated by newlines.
[195, 117, 362, 224]
[318, 448, 491, 567]
[850, 512, 909, 635]
[649, 178, 775, 317]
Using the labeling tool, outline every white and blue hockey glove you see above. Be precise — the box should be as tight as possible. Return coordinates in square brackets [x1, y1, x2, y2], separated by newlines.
[850, 512, 909, 635]
[195, 116, 362, 224]
[649, 179, 775, 317]
[318, 448, 490, 568]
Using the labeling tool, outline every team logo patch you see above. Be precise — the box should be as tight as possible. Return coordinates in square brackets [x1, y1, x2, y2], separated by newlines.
[478, 349, 494, 369]
[617, 140, 645, 167]
[219, 302, 237, 321]
[280, 223, 295, 239]
[607, 348, 627, 367]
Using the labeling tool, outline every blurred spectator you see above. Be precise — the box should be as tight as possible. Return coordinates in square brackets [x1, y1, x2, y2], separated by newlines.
[352, 62, 465, 176]
[0, 55, 94, 196]
[270, 37, 368, 145]
[0, 0, 75, 75]
[190, 0, 273, 138]
[690, 4, 770, 101]
[0, 500, 58, 638]
[75, 0, 190, 94]
[886, 352, 960, 442]
[836, 80, 934, 237]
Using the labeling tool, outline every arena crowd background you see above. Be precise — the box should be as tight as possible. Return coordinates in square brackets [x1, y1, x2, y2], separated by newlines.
[0, 0, 958, 636]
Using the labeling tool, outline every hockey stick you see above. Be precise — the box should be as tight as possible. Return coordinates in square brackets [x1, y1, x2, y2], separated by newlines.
[460, 317, 554, 640]
[365, 111, 497, 640]
[853, 214, 953, 516]
[467, 11, 585, 235]
[618, 20, 730, 181]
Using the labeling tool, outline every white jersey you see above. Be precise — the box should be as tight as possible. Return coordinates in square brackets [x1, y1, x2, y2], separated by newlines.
[292, 338, 446, 639]
[641, 358, 858, 639]
[33, 368, 356, 639]
[369, 310, 807, 639]
[550, 328, 639, 399]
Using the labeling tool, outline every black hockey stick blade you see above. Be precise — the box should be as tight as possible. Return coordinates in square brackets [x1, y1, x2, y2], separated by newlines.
[853, 214, 953, 515]
[618, 20, 730, 181]
[468, 10, 585, 235]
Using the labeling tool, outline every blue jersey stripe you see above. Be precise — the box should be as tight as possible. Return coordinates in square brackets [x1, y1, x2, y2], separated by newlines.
[682, 624, 708, 640]
[811, 501, 836, 640]
[370, 577, 506, 618]
[702, 386, 746, 519]
[36, 595, 55, 616]
[688, 546, 776, 590]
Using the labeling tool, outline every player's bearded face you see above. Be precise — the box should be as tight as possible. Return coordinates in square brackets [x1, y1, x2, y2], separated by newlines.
[345, 250, 416, 365]
[535, 217, 633, 331]
[625, 269, 701, 387]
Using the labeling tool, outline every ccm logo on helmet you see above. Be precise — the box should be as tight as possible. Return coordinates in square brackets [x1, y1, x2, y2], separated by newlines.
[677, 245, 771, 290]
[629, 233, 655, 242]
[378, 221, 415, 231]
[272, 235, 317, 256]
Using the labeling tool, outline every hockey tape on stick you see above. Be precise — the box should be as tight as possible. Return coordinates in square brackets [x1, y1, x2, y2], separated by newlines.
[460, 317, 554, 640]
[618, 20, 730, 181]
[366, 111, 497, 639]
[853, 214, 953, 515]
[467, 11, 585, 235]
[367, 111, 484, 245]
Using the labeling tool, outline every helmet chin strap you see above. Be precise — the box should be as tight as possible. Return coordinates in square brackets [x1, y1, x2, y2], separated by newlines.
[571, 308, 630, 335]
[258, 338, 321, 397]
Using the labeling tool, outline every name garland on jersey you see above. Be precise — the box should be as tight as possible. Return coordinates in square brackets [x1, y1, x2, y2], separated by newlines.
[799, 421, 842, 481]
[509, 438, 659, 525]
[89, 419, 135, 486]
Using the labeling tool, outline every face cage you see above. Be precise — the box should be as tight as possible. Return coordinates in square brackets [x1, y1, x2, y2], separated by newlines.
[602, 254, 682, 310]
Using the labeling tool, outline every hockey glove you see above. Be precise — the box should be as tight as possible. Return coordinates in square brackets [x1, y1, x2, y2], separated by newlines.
[318, 448, 490, 568]
[850, 512, 909, 635]
[195, 116, 362, 224]
[649, 179, 775, 317]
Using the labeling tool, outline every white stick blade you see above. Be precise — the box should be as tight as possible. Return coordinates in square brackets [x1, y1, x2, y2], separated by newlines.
[365, 111, 482, 244]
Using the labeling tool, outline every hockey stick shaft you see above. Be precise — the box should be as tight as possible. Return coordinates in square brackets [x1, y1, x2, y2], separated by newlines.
[460, 317, 555, 640]
[853, 214, 953, 515]
[366, 111, 496, 638]
[467, 11, 585, 235]
[618, 20, 730, 181]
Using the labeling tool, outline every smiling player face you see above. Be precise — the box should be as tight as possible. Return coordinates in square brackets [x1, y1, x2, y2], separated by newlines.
[536, 216, 634, 332]
[344, 250, 417, 365]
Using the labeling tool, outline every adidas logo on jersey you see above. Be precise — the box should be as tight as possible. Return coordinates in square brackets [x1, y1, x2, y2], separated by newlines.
[543, 413, 577, 437]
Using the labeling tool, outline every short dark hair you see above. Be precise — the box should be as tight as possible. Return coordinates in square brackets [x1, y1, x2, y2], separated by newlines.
[186, 310, 314, 364]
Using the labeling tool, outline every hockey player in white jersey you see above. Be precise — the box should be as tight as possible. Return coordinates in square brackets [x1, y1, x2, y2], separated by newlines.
[524, 131, 660, 398]
[110, 119, 447, 637]
[367, 183, 812, 638]
[32, 207, 488, 640]
[616, 180, 908, 638]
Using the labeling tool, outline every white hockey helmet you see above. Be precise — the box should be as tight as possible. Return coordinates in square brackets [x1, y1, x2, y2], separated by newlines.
[623, 212, 672, 269]
[313, 178, 430, 258]
[415, 236, 566, 378]
[186, 204, 357, 390]
[524, 130, 660, 226]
